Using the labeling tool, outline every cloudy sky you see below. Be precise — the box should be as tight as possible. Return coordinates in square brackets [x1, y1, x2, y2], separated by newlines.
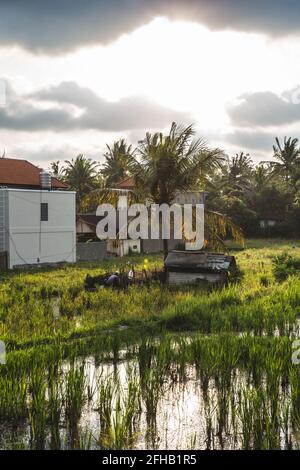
[1, 0, 300, 168]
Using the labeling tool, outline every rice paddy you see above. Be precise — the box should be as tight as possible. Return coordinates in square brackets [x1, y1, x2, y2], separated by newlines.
[0, 239, 300, 449]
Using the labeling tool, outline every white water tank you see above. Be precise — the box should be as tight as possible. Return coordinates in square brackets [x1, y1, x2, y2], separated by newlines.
[40, 170, 52, 190]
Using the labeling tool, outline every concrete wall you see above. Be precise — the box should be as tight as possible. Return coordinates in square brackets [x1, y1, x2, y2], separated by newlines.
[0, 189, 9, 253]
[2, 188, 76, 269]
[76, 241, 107, 261]
[141, 238, 181, 253]
[168, 271, 224, 285]
[107, 239, 140, 257]
[121, 239, 140, 256]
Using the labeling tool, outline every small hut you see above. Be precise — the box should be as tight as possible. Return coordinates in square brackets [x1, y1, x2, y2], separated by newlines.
[164, 250, 236, 286]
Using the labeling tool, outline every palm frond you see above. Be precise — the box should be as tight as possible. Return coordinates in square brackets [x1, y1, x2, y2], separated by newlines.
[204, 210, 245, 251]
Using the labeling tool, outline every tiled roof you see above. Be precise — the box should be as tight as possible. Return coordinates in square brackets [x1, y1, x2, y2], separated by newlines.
[116, 176, 135, 189]
[0, 158, 67, 189]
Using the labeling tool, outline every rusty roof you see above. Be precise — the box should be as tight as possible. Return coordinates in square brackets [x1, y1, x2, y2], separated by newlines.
[0, 158, 67, 189]
[165, 250, 236, 271]
[116, 176, 135, 190]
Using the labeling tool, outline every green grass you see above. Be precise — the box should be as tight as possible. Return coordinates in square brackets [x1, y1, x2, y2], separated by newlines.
[0, 238, 299, 449]
[1, 332, 300, 449]
[0, 239, 300, 350]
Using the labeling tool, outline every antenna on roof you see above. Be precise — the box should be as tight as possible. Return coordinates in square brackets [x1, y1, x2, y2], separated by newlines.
[1, 149, 5, 158]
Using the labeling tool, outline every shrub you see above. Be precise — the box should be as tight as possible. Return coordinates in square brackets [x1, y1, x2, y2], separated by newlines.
[260, 275, 270, 287]
[272, 252, 300, 282]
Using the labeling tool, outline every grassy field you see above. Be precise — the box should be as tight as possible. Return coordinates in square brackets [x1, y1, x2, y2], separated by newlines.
[0, 238, 300, 449]
[0, 238, 300, 349]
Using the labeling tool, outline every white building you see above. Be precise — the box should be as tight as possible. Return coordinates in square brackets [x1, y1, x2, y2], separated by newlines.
[107, 237, 141, 257]
[0, 158, 76, 269]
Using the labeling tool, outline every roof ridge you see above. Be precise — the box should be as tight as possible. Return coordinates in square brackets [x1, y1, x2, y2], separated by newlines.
[0, 158, 67, 188]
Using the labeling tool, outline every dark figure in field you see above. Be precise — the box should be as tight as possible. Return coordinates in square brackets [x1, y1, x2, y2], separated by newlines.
[105, 272, 120, 288]
[85, 273, 106, 290]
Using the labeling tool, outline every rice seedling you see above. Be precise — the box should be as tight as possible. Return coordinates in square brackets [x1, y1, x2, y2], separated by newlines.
[47, 362, 63, 449]
[28, 366, 47, 449]
[65, 361, 86, 429]
[97, 368, 141, 449]
[0, 240, 299, 449]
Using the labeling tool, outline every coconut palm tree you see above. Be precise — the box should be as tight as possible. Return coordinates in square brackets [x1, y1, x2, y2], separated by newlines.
[265, 137, 300, 189]
[64, 154, 99, 208]
[220, 152, 253, 196]
[128, 122, 244, 257]
[131, 123, 224, 202]
[50, 161, 65, 180]
[252, 164, 270, 193]
[101, 139, 134, 187]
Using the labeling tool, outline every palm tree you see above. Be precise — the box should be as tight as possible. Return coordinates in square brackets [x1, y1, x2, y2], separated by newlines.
[241, 163, 271, 208]
[220, 152, 253, 196]
[252, 164, 270, 193]
[128, 122, 244, 257]
[101, 139, 134, 187]
[265, 137, 300, 189]
[132, 123, 224, 203]
[64, 154, 99, 209]
[50, 161, 65, 180]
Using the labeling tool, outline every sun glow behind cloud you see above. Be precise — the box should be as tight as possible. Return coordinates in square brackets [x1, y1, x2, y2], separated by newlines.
[2, 17, 300, 164]
[60, 18, 268, 129]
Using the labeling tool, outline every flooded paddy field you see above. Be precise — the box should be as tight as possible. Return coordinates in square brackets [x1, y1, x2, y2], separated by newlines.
[1, 333, 300, 450]
[1, 242, 300, 450]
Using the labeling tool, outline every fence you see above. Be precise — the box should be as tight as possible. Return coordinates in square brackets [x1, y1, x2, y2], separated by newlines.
[76, 241, 107, 262]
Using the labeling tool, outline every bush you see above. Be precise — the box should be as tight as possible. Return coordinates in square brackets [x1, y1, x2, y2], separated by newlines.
[260, 275, 270, 287]
[272, 252, 300, 282]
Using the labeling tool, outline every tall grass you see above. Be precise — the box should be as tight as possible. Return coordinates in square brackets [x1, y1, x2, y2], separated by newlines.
[0, 241, 299, 449]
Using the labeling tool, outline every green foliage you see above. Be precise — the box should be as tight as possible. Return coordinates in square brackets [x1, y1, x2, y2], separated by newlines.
[101, 139, 134, 187]
[63, 154, 101, 207]
[0, 240, 300, 449]
[273, 252, 300, 282]
[212, 195, 258, 235]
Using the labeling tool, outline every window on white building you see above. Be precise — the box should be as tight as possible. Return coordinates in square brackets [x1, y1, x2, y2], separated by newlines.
[41, 203, 48, 221]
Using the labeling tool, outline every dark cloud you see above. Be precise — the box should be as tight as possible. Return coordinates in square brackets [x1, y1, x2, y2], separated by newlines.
[0, 1, 300, 54]
[167, 1, 300, 37]
[228, 90, 300, 127]
[0, 81, 73, 130]
[0, 80, 189, 132]
[0, 0, 158, 54]
[224, 129, 277, 151]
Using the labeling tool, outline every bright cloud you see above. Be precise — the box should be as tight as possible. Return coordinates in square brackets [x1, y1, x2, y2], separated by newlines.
[1, 9, 300, 166]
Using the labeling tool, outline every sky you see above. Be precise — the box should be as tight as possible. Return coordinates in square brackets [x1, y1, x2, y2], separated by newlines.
[1, 0, 300, 168]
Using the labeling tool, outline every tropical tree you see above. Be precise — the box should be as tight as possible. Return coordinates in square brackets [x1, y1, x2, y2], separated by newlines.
[63, 154, 99, 208]
[252, 164, 270, 193]
[220, 152, 253, 196]
[131, 123, 223, 202]
[234, 163, 270, 209]
[127, 122, 244, 257]
[265, 137, 300, 190]
[50, 161, 65, 180]
[101, 139, 134, 187]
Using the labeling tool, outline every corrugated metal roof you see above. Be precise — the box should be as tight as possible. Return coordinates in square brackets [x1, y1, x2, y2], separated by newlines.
[165, 250, 236, 271]
[77, 214, 103, 228]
